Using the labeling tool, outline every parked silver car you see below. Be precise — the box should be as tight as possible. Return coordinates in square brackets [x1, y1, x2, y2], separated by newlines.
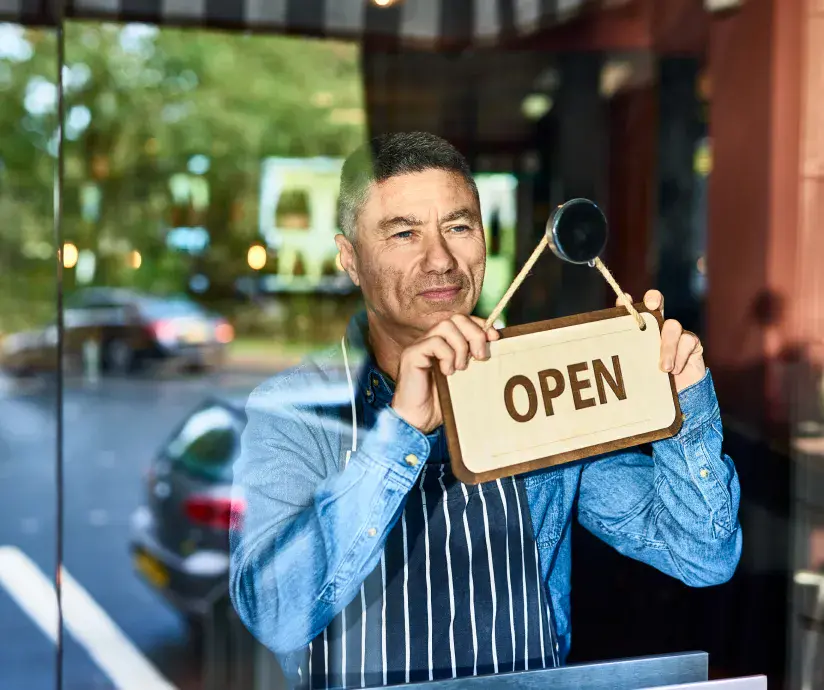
[2, 288, 233, 376]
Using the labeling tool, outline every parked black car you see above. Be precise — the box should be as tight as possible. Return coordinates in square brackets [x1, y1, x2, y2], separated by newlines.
[130, 394, 277, 686]
[130, 384, 349, 624]
[130, 396, 246, 630]
[131, 384, 353, 685]
[1, 288, 234, 376]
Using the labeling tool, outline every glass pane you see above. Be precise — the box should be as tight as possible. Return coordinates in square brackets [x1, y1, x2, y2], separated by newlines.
[43, 5, 823, 690]
[59, 21, 367, 689]
[0, 23, 59, 690]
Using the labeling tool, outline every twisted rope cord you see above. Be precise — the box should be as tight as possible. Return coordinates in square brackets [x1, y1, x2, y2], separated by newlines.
[592, 257, 646, 330]
[482, 238, 645, 331]
[483, 236, 548, 331]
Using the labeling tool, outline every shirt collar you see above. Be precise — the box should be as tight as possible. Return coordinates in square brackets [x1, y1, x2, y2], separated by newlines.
[343, 310, 395, 406]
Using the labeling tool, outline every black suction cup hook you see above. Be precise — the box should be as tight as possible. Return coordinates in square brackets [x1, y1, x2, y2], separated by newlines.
[545, 198, 608, 265]
[484, 196, 644, 331]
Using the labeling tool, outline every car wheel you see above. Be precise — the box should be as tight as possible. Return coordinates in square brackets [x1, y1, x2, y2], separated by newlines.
[3, 364, 31, 379]
[104, 339, 134, 375]
[185, 361, 210, 376]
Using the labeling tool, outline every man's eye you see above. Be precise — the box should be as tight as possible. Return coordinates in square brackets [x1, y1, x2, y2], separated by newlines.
[392, 230, 413, 239]
[450, 225, 472, 233]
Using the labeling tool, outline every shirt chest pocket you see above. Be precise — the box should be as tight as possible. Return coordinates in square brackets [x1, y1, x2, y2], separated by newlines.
[523, 470, 570, 547]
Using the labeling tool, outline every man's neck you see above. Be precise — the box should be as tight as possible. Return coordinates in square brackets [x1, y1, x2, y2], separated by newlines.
[365, 312, 421, 382]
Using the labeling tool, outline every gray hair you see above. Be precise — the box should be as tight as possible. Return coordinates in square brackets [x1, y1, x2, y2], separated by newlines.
[338, 131, 479, 241]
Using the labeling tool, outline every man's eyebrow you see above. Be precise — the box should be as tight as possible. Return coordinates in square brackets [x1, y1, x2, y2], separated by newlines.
[440, 208, 481, 225]
[377, 215, 426, 232]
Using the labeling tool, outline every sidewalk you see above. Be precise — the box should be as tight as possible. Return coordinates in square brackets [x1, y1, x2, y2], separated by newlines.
[225, 339, 343, 375]
[225, 352, 304, 374]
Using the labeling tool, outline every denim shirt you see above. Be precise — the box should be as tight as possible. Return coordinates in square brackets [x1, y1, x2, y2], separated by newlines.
[229, 313, 742, 684]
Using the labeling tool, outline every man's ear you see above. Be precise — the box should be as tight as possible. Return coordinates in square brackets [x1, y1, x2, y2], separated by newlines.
[335, 233, 360, 287]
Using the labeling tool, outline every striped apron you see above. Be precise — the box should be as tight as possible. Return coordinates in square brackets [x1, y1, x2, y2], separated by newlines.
[297, 462, 558, 689]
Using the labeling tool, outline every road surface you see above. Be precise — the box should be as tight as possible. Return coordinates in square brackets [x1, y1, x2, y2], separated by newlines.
[0, 368, 277, 689]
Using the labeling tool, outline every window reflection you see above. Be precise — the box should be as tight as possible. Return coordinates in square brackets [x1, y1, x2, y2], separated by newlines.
[275, 189, 312, 230]
[55, 22, 367, 690]
[166, 404, 240, 480]
[0, 23, 59, 690]
[0, 1, 817, 687]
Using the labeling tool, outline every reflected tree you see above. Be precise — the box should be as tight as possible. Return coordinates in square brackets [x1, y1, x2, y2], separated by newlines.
[0, 22, 366, 333]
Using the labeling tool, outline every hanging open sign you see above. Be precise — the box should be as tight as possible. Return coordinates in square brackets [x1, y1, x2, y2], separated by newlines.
[434, 304, 682, 485]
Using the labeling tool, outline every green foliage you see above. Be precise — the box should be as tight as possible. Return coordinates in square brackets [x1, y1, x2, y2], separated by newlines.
[0, 22, 366, 333]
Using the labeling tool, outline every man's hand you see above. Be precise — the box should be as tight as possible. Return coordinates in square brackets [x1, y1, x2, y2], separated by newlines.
[392, 314, 501, 433]
[618, 290, 706, 392]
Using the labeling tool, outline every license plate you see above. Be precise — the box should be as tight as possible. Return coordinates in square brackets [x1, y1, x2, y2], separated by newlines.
[182, 326, 207, 344]
[134, 551, 169, 589]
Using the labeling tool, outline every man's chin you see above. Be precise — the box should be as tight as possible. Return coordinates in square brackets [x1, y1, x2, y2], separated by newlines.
[410, 301, 476, 328]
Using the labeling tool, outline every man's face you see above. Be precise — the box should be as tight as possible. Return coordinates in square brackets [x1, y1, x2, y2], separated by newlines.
[337, 169, 486, 337]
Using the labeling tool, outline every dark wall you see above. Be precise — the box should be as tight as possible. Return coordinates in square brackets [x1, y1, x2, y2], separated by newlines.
[568, 428, 791, 685]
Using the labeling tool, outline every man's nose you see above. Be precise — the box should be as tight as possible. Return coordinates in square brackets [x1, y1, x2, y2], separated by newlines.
[421, 232, 457, 273]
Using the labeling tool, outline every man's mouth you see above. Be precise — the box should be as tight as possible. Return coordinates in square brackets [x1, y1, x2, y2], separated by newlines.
[418, 285, 463, 301]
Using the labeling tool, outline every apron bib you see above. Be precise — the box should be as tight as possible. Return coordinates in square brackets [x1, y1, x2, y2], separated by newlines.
[298, 464, 558, 689]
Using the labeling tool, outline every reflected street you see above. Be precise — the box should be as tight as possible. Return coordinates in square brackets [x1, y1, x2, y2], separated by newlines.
[0, 368, 275, 690]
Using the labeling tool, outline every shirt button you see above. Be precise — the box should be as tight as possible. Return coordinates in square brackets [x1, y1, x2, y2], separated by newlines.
[699, 468, 710, 479]
[371, 375, 380, 388]
[404, 453, 419, 467]
[367, 528, 377, 537]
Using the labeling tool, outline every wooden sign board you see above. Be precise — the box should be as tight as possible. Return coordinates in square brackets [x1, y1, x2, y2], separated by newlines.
[435, 304, 683, 485]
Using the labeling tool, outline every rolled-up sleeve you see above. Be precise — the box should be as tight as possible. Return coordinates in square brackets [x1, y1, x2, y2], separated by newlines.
[230, 382, 429, 655]
[577, 369, 742, 587]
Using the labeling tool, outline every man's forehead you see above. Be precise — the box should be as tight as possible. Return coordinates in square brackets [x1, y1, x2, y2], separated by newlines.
[367, 169, 477, 214]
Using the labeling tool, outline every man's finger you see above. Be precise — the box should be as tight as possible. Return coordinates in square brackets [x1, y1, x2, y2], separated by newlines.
[644, 290, 664, 312]
[659, 319, 683, 372]
[450, 315, 491, 361]
[615, 292, 633, 308]
[432, 320, 471, 370]
[672, 331, 699, 375]
[405, 335, 457, 376]
[469, 315, 502, 341]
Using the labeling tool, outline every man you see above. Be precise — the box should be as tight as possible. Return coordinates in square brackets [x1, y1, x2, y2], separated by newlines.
[230, 132, 742, 689]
